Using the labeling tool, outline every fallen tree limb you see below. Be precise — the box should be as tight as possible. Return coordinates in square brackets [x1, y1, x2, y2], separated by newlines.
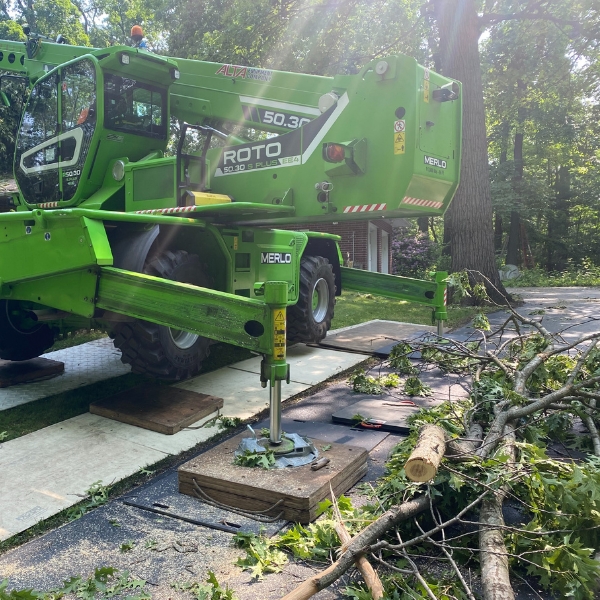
[333, 510, 384, 599]
[446, 423, 483, 462]
[329, 484, 384, 600]
[479, 423, 517, 600]
[280, 495, 430, 600]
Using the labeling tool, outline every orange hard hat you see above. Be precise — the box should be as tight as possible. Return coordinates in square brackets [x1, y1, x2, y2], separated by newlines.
[131, 25, 143, 37]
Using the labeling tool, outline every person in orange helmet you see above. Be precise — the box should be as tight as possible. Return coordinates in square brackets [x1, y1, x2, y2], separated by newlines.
[130, 25, 147, 49]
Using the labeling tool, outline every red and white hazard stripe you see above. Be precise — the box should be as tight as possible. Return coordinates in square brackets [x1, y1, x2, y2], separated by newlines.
[402, 196, 443, 209]
[36, 202, 59, 208]
[135, 206, 198, 215]
[343, 203, 387, 214]
[444, 287, 447, 306]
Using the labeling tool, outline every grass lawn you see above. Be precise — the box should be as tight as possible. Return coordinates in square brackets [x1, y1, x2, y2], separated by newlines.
[331, 290, 482, 330]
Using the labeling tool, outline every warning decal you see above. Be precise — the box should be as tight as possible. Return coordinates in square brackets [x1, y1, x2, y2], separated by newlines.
[394, 132, 405, 155]
[273, 309, 286, 360]
[394, 120, 405, 133]
[402, 196, 443, 209]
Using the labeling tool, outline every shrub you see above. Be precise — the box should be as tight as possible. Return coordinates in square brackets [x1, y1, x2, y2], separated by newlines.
[391, 227, 440, 278]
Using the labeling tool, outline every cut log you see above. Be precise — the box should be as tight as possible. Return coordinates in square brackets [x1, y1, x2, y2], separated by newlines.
[404, 424, 446, 482]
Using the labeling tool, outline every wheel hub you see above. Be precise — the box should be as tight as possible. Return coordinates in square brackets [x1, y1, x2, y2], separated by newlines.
[311, 278, 329, 323]
[168, 328, 199, 350]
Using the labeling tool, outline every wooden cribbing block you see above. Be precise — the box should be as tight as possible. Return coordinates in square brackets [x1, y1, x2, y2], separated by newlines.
[178, 432, 368, 523]
[90, 384, 223, 434]
[0, 358, 64, 388]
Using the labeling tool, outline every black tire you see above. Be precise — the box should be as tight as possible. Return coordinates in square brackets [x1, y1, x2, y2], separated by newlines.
[287, 255, 336, 344]
[112, 250, 212, 380]
[0, 300, 55, 361]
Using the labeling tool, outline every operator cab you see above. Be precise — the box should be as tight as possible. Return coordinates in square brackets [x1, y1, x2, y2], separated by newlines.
[14, 47, 177, 208]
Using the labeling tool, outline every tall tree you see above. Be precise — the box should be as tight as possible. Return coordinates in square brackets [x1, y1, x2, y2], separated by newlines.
[431, 0, 509, 303]
[427, 0, 600, 300]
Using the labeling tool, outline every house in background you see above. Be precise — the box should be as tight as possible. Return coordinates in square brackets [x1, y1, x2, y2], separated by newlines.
[285, 218, 410, 274]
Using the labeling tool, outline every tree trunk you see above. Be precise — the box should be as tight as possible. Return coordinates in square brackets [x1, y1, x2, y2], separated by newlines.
[494, 212, 503, 253]
[433, 0, 510, 305]
[506, 80, 527, 268]
[505, 210, 520, 266]
[546, 165, 570, 271]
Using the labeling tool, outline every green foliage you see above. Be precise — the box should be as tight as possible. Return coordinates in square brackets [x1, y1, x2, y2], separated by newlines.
[348, 370, 399, 395]
[507, 445, 600, 599]
[344, 572, 471, 600]
[277, 496, 371, 561]
[233, 532, 288, 579]
[403, 377, 431, 397]
[0, 431, 7, 441]
[161, 0, 428, 76]
[527, 354, 577, 395]
[471, 312, 491, 331]
[120, 540, 135, 552]
[388, 343, 418, 375]
[171, 572, 237, 600]
[371, 391, 600, 600]
[0, 567, 148, 600]
[509, 261, 600, 287]
[233, 449, 275, 469]
[218, 416, 242, 429]
[391, 225, 442, 279]
[67, 481, 110, 520]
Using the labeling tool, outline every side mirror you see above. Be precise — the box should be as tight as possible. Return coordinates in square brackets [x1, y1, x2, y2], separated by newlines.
[0, 91, 10, 107]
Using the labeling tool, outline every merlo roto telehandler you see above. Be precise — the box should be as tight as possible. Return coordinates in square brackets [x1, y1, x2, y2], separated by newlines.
[0, 29, 461, 423]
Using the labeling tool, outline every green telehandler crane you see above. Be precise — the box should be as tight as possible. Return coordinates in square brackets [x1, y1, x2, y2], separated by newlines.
[0, 28, 461, 442]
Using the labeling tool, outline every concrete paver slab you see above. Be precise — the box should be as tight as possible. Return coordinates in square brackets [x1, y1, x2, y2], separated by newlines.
[0, 411, 220, 542]
[225, 343, 370, 385]
[319, 319, 435, 355]
[175, 368, 310, 419]
[0, 337, 130, 411]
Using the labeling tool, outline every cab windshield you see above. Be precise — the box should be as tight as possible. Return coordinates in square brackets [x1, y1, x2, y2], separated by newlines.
[104, 73, 166, 139]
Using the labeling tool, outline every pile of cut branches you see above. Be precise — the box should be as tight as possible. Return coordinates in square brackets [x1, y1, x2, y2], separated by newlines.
[277, 278, 600, 600]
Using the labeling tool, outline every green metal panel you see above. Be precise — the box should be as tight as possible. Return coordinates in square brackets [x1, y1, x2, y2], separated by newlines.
[129, 161, 175, 209]
[0, 210, 110, 284]
[202, 55, 462, 225]
[217, 227, 307, 303]
[341, 267, 439, 307]
[96, 267, 272, 353]
[5, 269, 99, 317]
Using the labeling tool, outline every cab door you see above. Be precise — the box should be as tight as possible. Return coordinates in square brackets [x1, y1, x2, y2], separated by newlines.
[58, 59, 97, 202]
[15, 58, 97, 206]
[15, 73, 60, 204]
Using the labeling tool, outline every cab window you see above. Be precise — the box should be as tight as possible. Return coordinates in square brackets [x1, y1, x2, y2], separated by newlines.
[62, 59, 96, 131]
[18, 76, 58, 169]
[104, 74, 166, 139]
